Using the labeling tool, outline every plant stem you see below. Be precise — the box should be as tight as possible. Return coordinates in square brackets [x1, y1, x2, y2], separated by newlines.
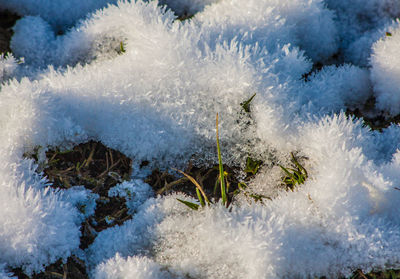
[216, 113, 227, 206]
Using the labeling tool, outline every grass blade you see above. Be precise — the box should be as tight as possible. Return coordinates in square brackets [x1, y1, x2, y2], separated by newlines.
[173, 168, 210, 205]
[280, 165, 295, 180]
[177, 199, 199, 210]
[119, 41, 126, 53]
[244, 157, 262, 175]
[291, 152, 308, 178]
[196, 188, 205, 207]
[213, 178, 219, 195]
[216, 113, 227, 206]
[240, 93, 256, 113]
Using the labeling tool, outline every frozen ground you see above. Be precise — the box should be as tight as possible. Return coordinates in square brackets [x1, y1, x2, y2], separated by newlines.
[1, 0, 400, 278]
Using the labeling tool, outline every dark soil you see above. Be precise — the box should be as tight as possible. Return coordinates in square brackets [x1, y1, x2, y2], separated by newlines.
[0, 9, 20, 54]
[346, 96, 400, 131]
[12, 257, 87, 279]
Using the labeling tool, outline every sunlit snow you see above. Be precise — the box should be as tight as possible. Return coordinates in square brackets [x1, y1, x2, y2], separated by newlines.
[1, 0, 400, 278]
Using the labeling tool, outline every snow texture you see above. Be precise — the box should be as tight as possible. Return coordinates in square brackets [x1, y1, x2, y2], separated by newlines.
[0, 54, 18, 83]
[61, 186, 99, 221]
[0, 0, 118, 30]
[159, 0, 217, 17]
[324, 0, 400, 66]
[1, 0, 400, 278]
[0, 264, 15, 279]
[94, 254, 178, 279]
[108, 180, 154, 214]
[370, 22, 400, 115]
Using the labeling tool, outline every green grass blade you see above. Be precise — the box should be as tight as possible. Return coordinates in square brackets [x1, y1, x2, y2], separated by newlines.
[225, 176, 230, 193]
[291, 153, 308, 178]
[119, 41, 126, 53]
[177, 199, 199, 210]
[244, 157, 262, 175]
[196, 188, 205, 207]
[173, 168, 210, 205]
[280, 165, 295, 180]
[216, 113, 227, 207]
[214, 178, 219, 195]
[238, 182, 247, 190]
[240, 93, 256, 113]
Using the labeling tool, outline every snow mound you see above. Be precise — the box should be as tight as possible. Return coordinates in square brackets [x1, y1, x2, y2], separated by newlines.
[370, 22, 400, 115]
[0, 0, 117, 30]
[0, 163, 81, 274]
[299, 64, 371, 113]
[195, 0, 338, 63]
[324, 0, 400, 65]
[94, 254, 177, 279]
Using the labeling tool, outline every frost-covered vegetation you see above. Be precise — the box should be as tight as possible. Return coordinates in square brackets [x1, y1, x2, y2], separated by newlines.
[1, 0, 400, 278]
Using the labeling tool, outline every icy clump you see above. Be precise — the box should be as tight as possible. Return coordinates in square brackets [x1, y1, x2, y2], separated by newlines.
[61, 186, 99, 221]
[0, 0, 117, 30]
[370, 22, 400, 116]
[344, 21, 399, 67]
[195, 0, 338, 63]
[368, 125, 400, 164]
[85, 194, 191, 269]
[324, 0, 400, 65]
[0, 168, 81, 274]
[94, 254, 178, 279]
[298, 64, 371, 113]
[0, 54, 18, 83]
[10, 16, 57, 68]
[10, 13, 126, 68]
[0, 0, 215, 31]
[108, 180, 154, 214]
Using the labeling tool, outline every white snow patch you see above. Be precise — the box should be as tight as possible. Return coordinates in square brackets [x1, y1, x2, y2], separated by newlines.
[371, 22, 400, 115]
[1, 0, 400, 277]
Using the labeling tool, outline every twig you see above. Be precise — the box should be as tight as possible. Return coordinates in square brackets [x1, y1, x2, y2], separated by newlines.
[156, 177, 188, 195]
[98, 158, 121, 178]
[44, 271, 64, 278]
[83, 141, 96, 168]
[63, 263, 68, 279]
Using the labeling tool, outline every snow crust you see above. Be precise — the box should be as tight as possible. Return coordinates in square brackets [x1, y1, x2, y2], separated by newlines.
[1, 0, 400, 277]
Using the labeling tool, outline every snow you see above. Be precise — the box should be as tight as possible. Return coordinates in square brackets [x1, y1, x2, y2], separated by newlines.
[0, 264, 15, 279]
[108, 180, 154, 214]
[94, 254, 177, 279]
[371, 21, 400, 115]
[1, 0, 400, 277]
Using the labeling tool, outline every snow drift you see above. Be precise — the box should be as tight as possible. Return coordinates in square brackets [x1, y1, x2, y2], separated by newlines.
[1, 0, 400, 278]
